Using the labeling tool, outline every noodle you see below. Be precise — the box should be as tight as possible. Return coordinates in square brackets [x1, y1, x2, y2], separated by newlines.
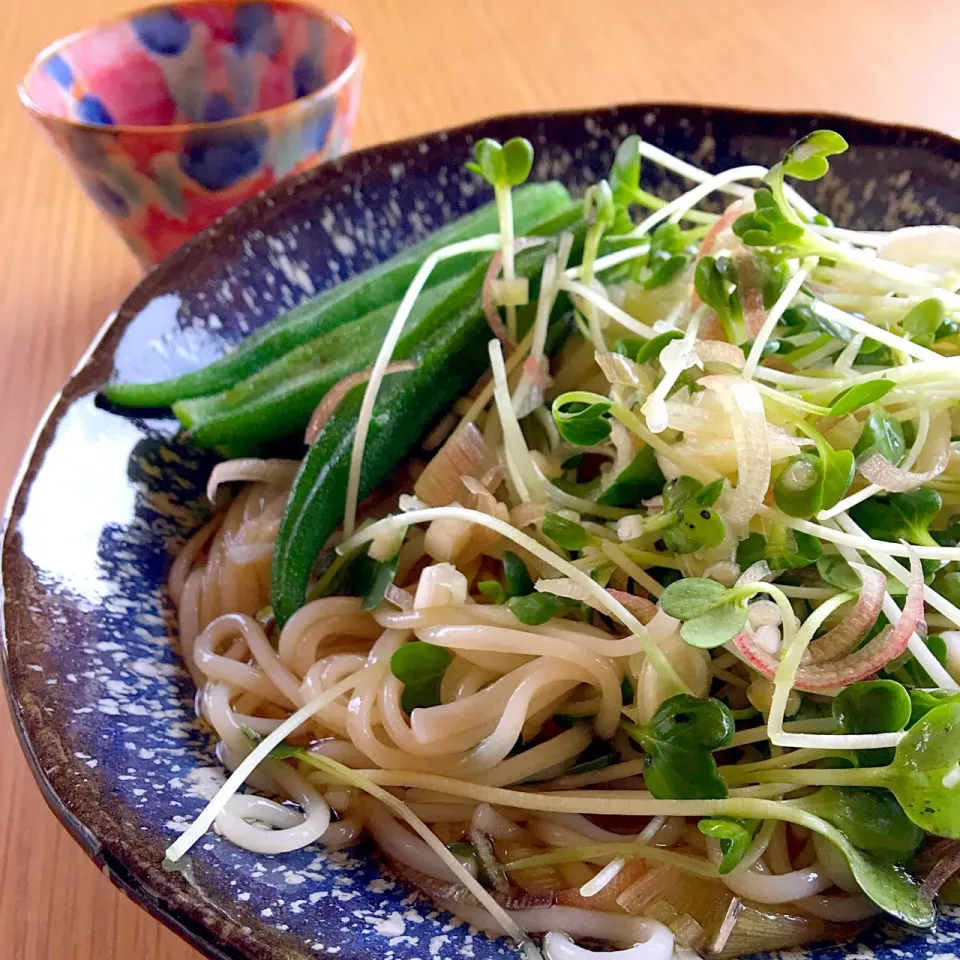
[169, 453, 900, 958]
[154, 131, 960, 959]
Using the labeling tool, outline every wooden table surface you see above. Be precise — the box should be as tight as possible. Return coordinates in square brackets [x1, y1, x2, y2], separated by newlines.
[1, 1, 959, 957]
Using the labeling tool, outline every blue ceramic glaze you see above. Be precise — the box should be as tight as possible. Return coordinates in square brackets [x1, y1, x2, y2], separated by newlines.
[4, 105, 960, 960]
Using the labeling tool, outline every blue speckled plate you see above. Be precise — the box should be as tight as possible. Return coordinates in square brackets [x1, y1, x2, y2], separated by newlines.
[4, 105, 960, 960]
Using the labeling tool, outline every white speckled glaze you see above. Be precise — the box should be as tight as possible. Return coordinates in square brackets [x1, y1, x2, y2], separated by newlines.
[4, 105, 960, 960]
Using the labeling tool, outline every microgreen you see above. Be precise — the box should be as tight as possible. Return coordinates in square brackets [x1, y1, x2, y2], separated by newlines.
[477, 580, 506, 604]
[623, 694, 735, 799]
[758, 703, 960, 841]
[502, 551, 535, 598]
[849, 489, 943, 549]
[608, 135, 644, 234]
[908, 688, 960, 727]
[896, 634, 948, 689]
[506, 591, 581, 626]
[552, 391, 612, 446]
[732, 189, 808, 249]
[935, 569, 960, 607]
[777, 130, 850, 182]
[737, 527, 822, 570]
[644, 476, 726, 554]
[636, 329, 684, 364]
[542, 512, 597, 552]
[584, 179, 615, 233]
[793, 787, 924, 863]
[697, 818, 758, 873]
[363, 554, 400, 611]
[933, 518, 960, 548]
[614, 337, 647, 358]
[773, 422, 854, 518]
[660, 578, 749, 648]
[936, 318, 960, 342]
[886, 703, 960, 837]
[833, 681, 911, 736]
[734, 131, 847, 257]
[567, 740, 620, 776]
[596, 445, 665, 507]
[816, 555, 908, 597]
[833, 680, 911, 766]
[853, 409, 905, 465]
[478, 551, 535, 604]
[695, 255, 744, 343]
[826, 379, 896, 417]
[390, 642, 452, 713]
[901, 297, 945, 347]
[642, 223, 692, 290]
[465, 137, 534, 188]
[465, 137, 534, 341]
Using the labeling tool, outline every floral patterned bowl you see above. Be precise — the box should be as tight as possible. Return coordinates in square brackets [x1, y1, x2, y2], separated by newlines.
[19, 0, 363, 266]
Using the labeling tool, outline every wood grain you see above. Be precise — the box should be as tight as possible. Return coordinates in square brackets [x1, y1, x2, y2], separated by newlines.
[1, 1, 958, 957]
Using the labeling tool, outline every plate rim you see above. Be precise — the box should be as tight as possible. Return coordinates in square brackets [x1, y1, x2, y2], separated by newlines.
[3, 100, 960, 960]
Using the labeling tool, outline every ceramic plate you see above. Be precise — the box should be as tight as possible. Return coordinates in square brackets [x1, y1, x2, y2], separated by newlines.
[4, 104, 960, 960]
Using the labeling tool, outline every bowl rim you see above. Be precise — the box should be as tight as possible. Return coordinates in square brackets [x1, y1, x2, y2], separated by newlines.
[4, 101, 960, 960]
[17, 0, 363, 136]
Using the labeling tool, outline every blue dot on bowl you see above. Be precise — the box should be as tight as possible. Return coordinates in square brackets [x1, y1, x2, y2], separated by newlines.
[293, 55, 326, 98]
[133, 9, 191, 57]
[83, 177, 129, 217]
[44, 53, 74, 88]
[304, 104, 336, 151]
[76, 95, 114, 126]
[235, 3, 281, 56]
[203, 94, 237, 123]
[179, 128, 266, 191]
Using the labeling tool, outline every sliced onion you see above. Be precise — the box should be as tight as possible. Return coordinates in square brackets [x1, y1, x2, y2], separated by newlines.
[607, 589, 657, 625]
[483, 238, 546, 348]
[859, 411, 951, 491]
[207, 458, 299, 503]
[805, 564, 886, 664]
[696, 341, 746, 369]
[734, 551, 925, 690]
[534, 578, 655, 625]
[920, 840, 960, 900]
[385, 585, 414, 610]
[691, 201, 745, 309]
[878, 225, 960, 268]
[469, 824, 511, 893]
[512, 502, 547, 528]
[736, 561, 773, 587]
[414, 422, 497, 507]
[389, 857, 553, 909]
[596, 351, 647, 387]
[305, 362, 415, 444]
[699, 376, 771, 525]
[734, 251, 767, 338]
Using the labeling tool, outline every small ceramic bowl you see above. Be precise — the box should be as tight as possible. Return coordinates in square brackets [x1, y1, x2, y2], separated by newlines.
[19, 0, 363, 266]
